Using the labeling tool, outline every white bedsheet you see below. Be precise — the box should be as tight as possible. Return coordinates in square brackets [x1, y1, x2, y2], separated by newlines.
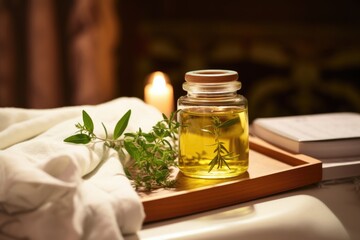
[0, 97, 162, 240]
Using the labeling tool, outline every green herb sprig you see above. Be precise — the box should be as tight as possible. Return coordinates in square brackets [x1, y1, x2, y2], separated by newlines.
[124, 112, 179, 191]
[64, 110, 179, 191]
[202, 116, 240, 172]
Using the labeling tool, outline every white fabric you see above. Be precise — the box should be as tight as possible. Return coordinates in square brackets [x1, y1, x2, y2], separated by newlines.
[0, 97, 162, 240]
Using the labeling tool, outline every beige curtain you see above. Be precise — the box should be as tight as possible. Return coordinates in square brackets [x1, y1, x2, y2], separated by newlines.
[0, 0, 119, 108]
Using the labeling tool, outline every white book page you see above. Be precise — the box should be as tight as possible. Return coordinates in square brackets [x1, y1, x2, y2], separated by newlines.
[255, 112, 360, 142]
[322, 156, 360, 167]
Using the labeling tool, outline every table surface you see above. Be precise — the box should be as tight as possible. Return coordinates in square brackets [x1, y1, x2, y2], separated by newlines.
[126, 177, 360, 240]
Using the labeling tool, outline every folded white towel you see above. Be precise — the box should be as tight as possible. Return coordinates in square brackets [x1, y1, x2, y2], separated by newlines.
[0, 97, 162, 240]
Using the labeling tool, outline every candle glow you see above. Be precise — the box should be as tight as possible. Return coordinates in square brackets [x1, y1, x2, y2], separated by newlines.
[144, 71, 174, 117]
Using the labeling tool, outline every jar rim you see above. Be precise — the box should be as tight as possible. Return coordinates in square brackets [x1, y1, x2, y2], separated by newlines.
[183, 81, 241, 94]
[185, 69, 238, 83]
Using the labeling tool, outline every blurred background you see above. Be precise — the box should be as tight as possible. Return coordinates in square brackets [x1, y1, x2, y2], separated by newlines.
[1, 0, 359, 121]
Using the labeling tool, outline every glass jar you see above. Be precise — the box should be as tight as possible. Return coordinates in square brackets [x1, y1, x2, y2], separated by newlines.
[177, 69, 249, 179]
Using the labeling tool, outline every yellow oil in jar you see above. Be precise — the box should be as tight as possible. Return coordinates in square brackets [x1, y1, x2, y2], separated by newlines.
[178, 107, 249, 178]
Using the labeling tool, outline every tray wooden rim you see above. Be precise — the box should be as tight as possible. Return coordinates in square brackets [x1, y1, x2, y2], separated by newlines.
[141, 136, 322, 223]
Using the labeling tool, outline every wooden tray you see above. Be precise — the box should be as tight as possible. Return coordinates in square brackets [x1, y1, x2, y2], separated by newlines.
[140, 136, 322, 223]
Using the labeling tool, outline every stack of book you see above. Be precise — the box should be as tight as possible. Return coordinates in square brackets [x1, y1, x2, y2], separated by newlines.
[251, 112, 360, 180]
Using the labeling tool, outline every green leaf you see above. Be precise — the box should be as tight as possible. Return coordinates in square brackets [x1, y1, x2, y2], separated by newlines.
[223, 158, 231, 169]
[162, 113, 168, 120]
[113, 110, 131, 139]
[143, 132, 156, 142]
[124, 139, 141, 160]
[162, 139, 173, 149]
[169, 110, 177, 122]
[64, 133, 91, 144]
[153, 128, 164, 137]
[220, 143, 229, 153]
[208, 156, 218, 172]
[82, 110, 94, 133]
[218, 117, 240, 129]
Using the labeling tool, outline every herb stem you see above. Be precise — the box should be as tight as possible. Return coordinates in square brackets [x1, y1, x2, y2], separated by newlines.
[203, 116, 240, 172]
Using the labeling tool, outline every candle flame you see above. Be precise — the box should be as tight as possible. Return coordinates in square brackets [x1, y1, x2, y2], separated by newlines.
[144, 71, 174, 116]
[150, 72, 167, 91]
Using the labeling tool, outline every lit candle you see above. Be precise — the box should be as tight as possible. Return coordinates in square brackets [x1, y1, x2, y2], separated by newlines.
[144, 71, 174, 117]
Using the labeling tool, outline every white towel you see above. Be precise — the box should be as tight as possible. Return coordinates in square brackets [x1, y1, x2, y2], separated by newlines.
[0, 97, 162, 240]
